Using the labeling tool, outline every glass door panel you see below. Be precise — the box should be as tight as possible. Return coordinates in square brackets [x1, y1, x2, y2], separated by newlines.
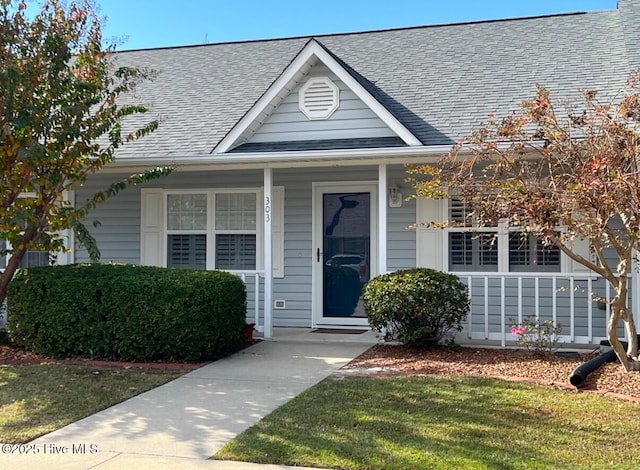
[322, 192, 370, 318]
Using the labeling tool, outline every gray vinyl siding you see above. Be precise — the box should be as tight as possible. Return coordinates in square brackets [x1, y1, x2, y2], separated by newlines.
[74, 174, 142, 264]
[73, 166, 618, 340]
[387, 166, 417, 271]
[74, 166, 418, 327]
[247, 63, 396, 144]
[274, 172, 312, 327]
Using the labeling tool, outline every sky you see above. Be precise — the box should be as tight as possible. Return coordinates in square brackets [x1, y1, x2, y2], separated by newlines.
[96, 0, 618, 51]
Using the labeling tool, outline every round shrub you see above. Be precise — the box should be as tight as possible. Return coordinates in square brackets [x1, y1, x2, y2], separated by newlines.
[7, 264, 247, 361]
[362, 268, 469, 346]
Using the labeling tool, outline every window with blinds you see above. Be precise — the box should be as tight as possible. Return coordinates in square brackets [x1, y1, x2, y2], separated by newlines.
[166, 194, 208, 269]
[448, 197, 498, 272]
[165, 192, 258, 271]
[214, 193, 257, 270]
[509, 232, 561, 272]
[168, 234, 207, 269]
[215, 234, 256, 270]
[446, 197, 560, 272]
[1, 235, 54, 269]
[449, 196, 473, 227]
[449, 232, 498, 271]
[20, 250, 51, 268]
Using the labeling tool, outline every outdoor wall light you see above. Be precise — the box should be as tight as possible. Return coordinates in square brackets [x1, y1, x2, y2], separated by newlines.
[388, 184, 402, 208]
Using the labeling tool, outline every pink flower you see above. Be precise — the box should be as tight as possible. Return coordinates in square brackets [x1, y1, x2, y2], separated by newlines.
[511, 326, 525, 335]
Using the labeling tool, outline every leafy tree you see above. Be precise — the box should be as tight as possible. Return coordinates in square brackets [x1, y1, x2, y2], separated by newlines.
[0, 0, 171, 305]
[409, 73, 640, 371]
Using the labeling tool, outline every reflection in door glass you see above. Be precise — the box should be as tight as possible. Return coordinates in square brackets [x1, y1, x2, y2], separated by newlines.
[323, 193, 370, 318]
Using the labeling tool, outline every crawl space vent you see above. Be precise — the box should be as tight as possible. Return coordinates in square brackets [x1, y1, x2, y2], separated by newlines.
[298, 77, 340, 120]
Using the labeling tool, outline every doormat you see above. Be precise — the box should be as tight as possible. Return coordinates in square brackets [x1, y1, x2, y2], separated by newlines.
[312, 328, 368, 334]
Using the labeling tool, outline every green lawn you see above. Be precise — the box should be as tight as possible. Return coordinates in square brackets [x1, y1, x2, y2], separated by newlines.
[216, 375, 640, 470]
[0, 364, 181, 444]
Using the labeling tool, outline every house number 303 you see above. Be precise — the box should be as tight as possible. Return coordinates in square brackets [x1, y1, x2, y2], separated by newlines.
[265, 196, 271, 223]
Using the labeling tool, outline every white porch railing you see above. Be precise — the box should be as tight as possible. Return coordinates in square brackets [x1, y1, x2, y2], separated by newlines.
[0, 268, 5, 330]
[232, 270, 265, 332]
[455, 272, 628, 348]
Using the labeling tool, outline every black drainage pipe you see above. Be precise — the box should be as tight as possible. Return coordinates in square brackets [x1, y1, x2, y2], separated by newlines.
[569, 349, 619, 388]
[569, 336, 640, 388]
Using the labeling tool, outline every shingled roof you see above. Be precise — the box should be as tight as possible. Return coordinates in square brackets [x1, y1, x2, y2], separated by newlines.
[112, 2, 636, 160]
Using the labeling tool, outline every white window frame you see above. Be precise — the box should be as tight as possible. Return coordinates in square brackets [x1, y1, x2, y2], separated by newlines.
[1, 191, 74, 269]
[166, 192, 209, 270]
[443, 198, 566, 273]
[163, 189, 263, 272]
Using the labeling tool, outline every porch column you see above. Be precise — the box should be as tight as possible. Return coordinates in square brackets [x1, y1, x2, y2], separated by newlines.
[263, 168, 273, 339]
[633, 249, 640, 327]
[378, 164, 388, 274]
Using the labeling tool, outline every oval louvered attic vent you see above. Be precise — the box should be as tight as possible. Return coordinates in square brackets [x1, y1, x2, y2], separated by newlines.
[299, 77, 340, 120]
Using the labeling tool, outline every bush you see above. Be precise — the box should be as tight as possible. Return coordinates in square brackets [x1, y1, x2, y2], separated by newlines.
[362, 268, 469, 346]
[7, 264, 247, 361]
[509, 315, 563, 356]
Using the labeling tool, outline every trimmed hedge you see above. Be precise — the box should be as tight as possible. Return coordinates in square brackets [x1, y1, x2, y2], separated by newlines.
[7, 264, 247, 361]
[362, 268, 469, 346]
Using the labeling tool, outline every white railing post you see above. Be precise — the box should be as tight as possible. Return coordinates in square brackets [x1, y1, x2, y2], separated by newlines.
[0, 268, 5, 330]
[587, 277, 593, 344]
[254, 273, 260, 329]
[569, 277, 575, 342]
[552, 277, 557, 329]
[483, 276, 489, 339]
[633, 250, 640, 327]
[467, 276, 473, 339]
[534, 277, 540, 320]
[517, 276, 523, 324]
[500, 276, 506, 347]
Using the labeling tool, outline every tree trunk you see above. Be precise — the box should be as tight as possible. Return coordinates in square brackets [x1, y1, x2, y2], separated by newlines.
[608, 278, 640, 371]
[0, 246, 27, 308]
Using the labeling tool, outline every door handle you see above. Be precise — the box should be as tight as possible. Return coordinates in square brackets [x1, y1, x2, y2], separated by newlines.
[317, 248, 321, 263]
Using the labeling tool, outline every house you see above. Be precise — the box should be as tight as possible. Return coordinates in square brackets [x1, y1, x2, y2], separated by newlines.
[3, 1, 639, 344]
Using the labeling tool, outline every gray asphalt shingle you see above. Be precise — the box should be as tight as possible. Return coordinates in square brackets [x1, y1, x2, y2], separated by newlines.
[111, 4, 636, 159]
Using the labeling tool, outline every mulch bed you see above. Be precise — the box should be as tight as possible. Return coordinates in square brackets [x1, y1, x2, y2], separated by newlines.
[343, 344, 640, 403]
[0, 339, 260, 371]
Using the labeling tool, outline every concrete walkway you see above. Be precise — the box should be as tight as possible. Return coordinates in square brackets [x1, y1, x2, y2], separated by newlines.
[2, 328, 377, 469]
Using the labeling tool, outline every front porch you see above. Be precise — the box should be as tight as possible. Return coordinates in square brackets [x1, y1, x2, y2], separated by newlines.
[241, 270, 640, 348]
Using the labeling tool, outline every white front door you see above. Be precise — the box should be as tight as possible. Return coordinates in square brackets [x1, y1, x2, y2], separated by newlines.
[312, 182, 377, 327]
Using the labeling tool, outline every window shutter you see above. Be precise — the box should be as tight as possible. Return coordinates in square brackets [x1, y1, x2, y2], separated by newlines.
[416, 197, 444, 271]
[272, 186, 285, 278]
[141, 189, 164, 266]
[567, 237, 593, 274]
